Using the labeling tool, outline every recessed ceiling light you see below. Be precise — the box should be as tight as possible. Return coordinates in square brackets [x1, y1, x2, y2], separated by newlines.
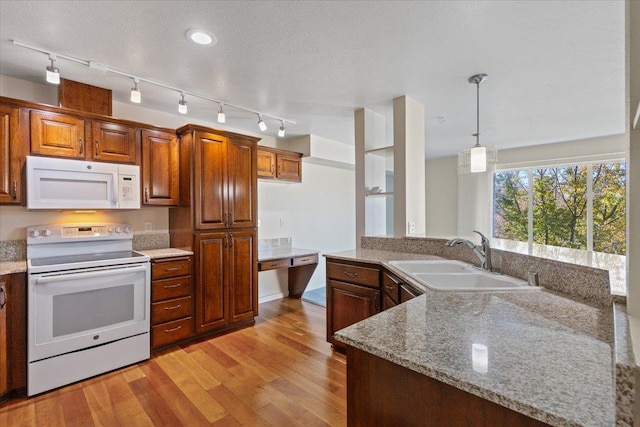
[186, 29, 217, 46]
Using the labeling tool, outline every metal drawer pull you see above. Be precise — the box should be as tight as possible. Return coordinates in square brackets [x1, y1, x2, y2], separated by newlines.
[385, 284, 395, 290]
[162, 283, 182, 289]
[95, 140, 99, 154]
[343, 271, 358, 277]
[299, 258, 311, 262]
[164, 304, 182, 311]
[164, 267, 181, 272]
[0, 286, 6, 309]
[12, 180, 17, 199]
[163, 325, 182, 333]
[79, 137, 83, 154]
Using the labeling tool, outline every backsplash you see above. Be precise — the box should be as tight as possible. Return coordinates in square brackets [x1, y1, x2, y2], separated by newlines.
[133, 232, 170, 251]
[0, 239, 26, 262]
[361, 236, 613, 307]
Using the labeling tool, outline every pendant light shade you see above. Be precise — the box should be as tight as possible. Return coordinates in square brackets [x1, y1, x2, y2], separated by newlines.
[469, 146, 487, 173]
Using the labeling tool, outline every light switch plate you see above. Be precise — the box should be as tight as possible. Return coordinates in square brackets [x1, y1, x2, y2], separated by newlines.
[144, 221, 153, 232]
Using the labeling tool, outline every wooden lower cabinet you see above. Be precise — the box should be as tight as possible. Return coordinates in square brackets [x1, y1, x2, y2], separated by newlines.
[150, 256, 194, 350]
[0, 273, 27, 401]
[195, 230, 257, 334]
[346, 346, 550, 427]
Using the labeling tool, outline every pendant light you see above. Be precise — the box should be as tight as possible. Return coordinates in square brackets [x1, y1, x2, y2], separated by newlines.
[458, 73, 497, 173]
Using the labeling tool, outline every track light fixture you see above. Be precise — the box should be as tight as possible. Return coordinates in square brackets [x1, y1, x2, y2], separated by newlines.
[45, 54, 60, 85]
[178, 93, 188, 114]
[13, 39, 295, 134]
[278, 121, 286, 138]
[257, 115, 267, 132]
[130, 78, 141, 103]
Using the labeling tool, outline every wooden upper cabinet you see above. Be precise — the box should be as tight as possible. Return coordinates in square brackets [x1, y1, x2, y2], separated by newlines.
[194, 132, 227, 229]
[257, 149, 275, 178]
[141, 129, 178, 206]
[0, 104, 22, 204]
[227, 138, 256, 228]
[91, 121, 137, 163]
[30, 110, 85, 159]
[277, 152, 302, 181]
[256, 146, 302, 182]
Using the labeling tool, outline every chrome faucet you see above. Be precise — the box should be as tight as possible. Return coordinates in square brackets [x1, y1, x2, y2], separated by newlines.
[445, 230, 494, 272]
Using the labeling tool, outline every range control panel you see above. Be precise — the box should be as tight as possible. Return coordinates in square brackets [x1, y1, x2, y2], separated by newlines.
[27, 223, 133, 243]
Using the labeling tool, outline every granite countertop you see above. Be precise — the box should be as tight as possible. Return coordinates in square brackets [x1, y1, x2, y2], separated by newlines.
[327, 250, 615, 427]
[258, 247, 318, 262]
[0, 260, 27, 275]
[136, 248, 193, 259]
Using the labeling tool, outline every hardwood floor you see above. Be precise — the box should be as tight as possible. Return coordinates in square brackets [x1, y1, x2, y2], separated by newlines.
[0, 299, 346, 426]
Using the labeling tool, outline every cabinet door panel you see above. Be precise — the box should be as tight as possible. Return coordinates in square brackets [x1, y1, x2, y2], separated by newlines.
[276, 153, 302, 182]
[0, 105, 20, 204]
[257, 149, 275, 178]
[91, 121, 137, 163]
[229, 230, 257, 323]
[327, 279, 379, 348]
[30, 110, 85, 158]
[195, 233, 227, 332]
[227, 138, 256, 227]
[142, 129, 178, 206]
[195, 133, 227, 229]
[0, 275, 7, 396]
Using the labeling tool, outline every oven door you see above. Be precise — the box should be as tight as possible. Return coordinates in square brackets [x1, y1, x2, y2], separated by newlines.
[28, 263, 150, 362]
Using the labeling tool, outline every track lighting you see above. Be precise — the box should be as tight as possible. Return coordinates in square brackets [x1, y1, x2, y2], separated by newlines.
[45, 54, 60, 85]
[130, 78, 141, 103]
[257, 115, 267, 132]
[14, 39, 296, 133]
[178, 93, 188, 114]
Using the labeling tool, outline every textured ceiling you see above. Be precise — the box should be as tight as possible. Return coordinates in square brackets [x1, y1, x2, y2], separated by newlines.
[0, 1, 625, 158]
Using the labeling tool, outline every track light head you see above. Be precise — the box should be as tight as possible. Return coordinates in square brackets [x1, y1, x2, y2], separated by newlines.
[178, 93, 188, 114]
[217, 104, 226, 123]
[45, 54, 60, 85]
[257, 115, 267, 132]
[278, 121, 285, 138]
[130, 78, 141, 103]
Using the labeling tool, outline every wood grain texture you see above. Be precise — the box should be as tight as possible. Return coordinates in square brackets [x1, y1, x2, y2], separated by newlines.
[0, 299, 346, 426]
[59, 79, 112, 116]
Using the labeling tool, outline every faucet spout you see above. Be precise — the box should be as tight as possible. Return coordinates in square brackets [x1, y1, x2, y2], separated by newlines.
[445, 231, 494, 272]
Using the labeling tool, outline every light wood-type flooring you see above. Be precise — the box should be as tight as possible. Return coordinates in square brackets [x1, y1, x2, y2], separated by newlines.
[0, 298, 347, 426]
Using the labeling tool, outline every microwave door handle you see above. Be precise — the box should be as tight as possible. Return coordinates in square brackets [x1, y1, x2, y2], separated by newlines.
[112, 173, 119, 207]
[35, 265, 147, 284]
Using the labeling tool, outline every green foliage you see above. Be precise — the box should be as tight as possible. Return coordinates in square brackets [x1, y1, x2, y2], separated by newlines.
[493, 162, 626, 255]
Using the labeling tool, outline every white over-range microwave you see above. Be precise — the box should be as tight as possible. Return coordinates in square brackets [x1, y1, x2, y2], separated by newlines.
[26, 156, 141, 210]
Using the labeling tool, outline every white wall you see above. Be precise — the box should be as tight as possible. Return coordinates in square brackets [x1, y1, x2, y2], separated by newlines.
[256, 161, 355, 302]
[425, 156, 458, 237]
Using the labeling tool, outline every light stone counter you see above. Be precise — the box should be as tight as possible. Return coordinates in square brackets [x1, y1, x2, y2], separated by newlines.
[258, 247, 318, 262]
[328, 249, 615, 426]
[0, 260, 27, 275]
[137, 248, 193, 259]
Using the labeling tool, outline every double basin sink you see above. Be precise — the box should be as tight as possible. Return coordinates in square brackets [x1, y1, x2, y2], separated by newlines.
[388, 260, 541, 292]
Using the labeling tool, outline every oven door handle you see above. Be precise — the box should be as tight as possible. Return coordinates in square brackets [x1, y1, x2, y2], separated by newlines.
[35, 265, 148, 284]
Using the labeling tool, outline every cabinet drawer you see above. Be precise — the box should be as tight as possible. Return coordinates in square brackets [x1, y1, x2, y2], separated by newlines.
[292, 254, 318, 267]
[152, 276, 191, 302]
[382, 272, 400, 304]
[152, 296, 192, 324]
[152, 258, 191, 280]
[259, 258, 291, 271]
[400, 284, 422, 302]
[152, 317, 193, 349]
[326, 262, 380, 288]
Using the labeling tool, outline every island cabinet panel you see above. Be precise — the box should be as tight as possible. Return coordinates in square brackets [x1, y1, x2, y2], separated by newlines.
[326, 258, 381, 350]
[346, 346, 550, 427]
[141, 129, 178, 206]
[30, 110, 86, 159]
[91, 121, 138, 163]
[0, 104, 23, 204]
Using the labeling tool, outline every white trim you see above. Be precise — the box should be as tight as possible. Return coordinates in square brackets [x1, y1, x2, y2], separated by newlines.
[497, 152, 626, 171]
[587, 163, 594, 252]
[258, 291, 287, 304]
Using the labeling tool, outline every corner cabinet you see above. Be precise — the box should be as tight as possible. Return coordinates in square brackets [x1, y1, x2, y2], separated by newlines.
[0, 104, 24, 204]
[141, 129, 179, 206]
[257, 146, 302, 182]
[326, 258, 380, 350]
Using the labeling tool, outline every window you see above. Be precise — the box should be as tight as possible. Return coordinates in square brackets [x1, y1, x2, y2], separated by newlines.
[493, 161, 626, 293]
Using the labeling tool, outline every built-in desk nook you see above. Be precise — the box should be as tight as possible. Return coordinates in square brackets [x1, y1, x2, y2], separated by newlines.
[258, 247, 319, 297]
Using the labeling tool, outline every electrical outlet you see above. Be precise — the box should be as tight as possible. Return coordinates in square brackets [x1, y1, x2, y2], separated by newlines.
[144, 221, 153, 232]
[408, 222, 416, 234]
[257, 219, 261, 228]
[280, 218, 285, 227]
